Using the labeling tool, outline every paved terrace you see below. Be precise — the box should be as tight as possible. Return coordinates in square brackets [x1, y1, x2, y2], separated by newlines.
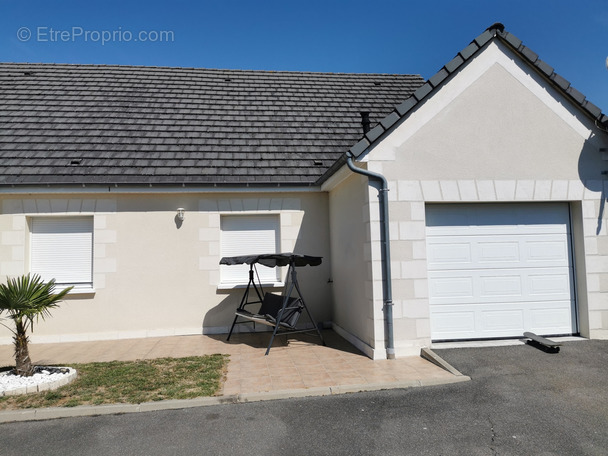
[0, 331, 462, 397]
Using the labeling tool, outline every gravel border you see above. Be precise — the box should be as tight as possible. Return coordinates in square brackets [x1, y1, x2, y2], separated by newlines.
[0, 367, 77, 397]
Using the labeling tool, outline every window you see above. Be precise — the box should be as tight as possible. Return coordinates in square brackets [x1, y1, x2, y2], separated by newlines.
[220, 215, 280, 285]
[30, 216, 94, 291]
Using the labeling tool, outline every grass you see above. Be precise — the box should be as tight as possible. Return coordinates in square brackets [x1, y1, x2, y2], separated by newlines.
[0, 354, 229, 410]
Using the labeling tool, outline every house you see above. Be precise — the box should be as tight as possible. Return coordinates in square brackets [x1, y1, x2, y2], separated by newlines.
[1, 23, 607, 359]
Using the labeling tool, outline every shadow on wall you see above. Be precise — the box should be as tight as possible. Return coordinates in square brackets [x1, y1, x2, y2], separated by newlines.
[202, 266, 329, 339]
[202, 201, 333, 336]
[578, 137, 608, 234]
[289, 200, 333, 325]
[203, 283, 306, 340]
[202, 291, 245, 336]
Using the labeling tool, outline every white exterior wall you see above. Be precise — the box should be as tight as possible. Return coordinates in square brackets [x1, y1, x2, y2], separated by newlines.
[358, 40, 608, 355]
[0, 191, 332, 344]
[327, 169, 386, 358]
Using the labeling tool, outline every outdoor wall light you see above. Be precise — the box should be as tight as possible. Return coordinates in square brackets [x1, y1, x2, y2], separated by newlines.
[176, 208, 185, 221]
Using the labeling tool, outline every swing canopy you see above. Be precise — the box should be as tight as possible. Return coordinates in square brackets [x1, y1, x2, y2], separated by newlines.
[219, 252, 322, 268]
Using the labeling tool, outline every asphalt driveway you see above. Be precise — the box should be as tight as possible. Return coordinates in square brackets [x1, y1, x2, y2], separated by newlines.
[433, 339, 608, 455]
[0, 340, 606, 455]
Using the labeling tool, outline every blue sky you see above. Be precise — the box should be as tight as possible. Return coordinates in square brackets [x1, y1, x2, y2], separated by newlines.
[2, 0, 607, 110]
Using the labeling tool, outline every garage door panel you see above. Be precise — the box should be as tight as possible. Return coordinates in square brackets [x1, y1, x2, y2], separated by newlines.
[529, 306, 572, 332]
[481, 309, 524, 332]
[431, 305, 525, 339]
[431, 302, 573, 340]
[526, 240, 568, 263]
[429, 276, 473, 298]
[426, 203, 576, 340]
[430, 309, 476, 339]
[429, 269, 571, 304]
[427, 242, 471, 266]
[528, 273, 572, 296]
[479, 275, 522, 297]
[478, 241, 520, 263]
[428, 235, 569, 270]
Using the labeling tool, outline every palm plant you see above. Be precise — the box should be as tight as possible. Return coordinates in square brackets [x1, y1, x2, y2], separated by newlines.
[0, 274, 72, 376]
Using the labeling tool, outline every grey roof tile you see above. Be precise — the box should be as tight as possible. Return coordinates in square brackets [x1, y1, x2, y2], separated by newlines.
[349, 138, 370, 157]
[444, 55, 465, 74]
[428, 68, 449, 88]
[380, 111, 400, 130]
[413, 83, 433, 101]
[550, 73, 570, 90]
[394, 96, 416, 116]
[502, 32, 522, 49]
[567, 86, 586, 104]
[583, 100, 602, 119]
[459, 42, 478, 60]
[474, 29, 493, 47]
[0, 63, 424, 186]
[520, 46, 539, 63]
[535, 59, 554, 77]
[365, 124, 384, 143]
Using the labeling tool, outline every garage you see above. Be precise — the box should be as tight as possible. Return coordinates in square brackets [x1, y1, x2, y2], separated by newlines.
[426, 203, 577, 341]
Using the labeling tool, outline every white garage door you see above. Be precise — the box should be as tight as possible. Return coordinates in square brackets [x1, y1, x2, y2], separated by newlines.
[426, 203, 577, 341]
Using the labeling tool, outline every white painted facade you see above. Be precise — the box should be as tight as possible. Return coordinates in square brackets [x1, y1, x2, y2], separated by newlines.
[1, 39, 607, 360]
[327, 40, 608, 358]
[0, 191, 333, 344]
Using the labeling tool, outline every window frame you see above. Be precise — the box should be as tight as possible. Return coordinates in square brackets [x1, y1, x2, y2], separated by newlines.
[29, 215, 95, 294]
[219, 213, 282, 289]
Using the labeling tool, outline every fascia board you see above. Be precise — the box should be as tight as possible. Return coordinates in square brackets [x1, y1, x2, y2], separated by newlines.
[0, 185, 323, 195]
[320, 163, 353, 192]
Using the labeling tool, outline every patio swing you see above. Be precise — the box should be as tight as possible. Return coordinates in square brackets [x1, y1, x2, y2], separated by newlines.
[221, 253, 325, 355]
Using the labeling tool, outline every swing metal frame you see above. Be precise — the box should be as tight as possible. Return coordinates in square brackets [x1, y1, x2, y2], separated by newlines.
[221, 253, 325, 355]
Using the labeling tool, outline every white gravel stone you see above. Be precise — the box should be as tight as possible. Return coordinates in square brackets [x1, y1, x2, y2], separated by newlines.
[0, 367, 76, 396]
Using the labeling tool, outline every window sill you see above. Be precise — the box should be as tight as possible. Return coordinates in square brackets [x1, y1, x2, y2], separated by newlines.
[55, 286, 96, 296]
[217, 282, 284, 291]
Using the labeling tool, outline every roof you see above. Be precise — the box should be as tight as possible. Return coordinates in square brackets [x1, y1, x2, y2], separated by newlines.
[344, 23, 608, 163]
[0, 63, 423, 187]
[2, 24, 605, 190]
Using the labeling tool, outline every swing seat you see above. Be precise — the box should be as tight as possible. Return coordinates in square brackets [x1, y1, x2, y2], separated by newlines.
[235, 293, 303, 330]
[221, 252, 325, 354]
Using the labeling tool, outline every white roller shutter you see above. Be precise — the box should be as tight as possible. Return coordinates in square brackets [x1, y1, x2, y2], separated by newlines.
[31, 217, 94, 288]
[220, 215, 280, 285]
[426, 203, 577, 341]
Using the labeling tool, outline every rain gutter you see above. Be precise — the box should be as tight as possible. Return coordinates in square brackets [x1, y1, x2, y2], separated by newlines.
[345, 152, 395, 359]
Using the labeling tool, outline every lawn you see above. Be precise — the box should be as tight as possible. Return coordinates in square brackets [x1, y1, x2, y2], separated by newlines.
[0, 354, 229, 410]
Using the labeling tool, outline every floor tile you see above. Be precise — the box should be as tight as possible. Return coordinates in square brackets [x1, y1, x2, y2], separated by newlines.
[0, 330, 458, 397]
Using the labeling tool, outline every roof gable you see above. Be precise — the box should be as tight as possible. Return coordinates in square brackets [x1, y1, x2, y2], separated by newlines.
[368, 61, 604, 181]
[345, 23, 608, 162]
